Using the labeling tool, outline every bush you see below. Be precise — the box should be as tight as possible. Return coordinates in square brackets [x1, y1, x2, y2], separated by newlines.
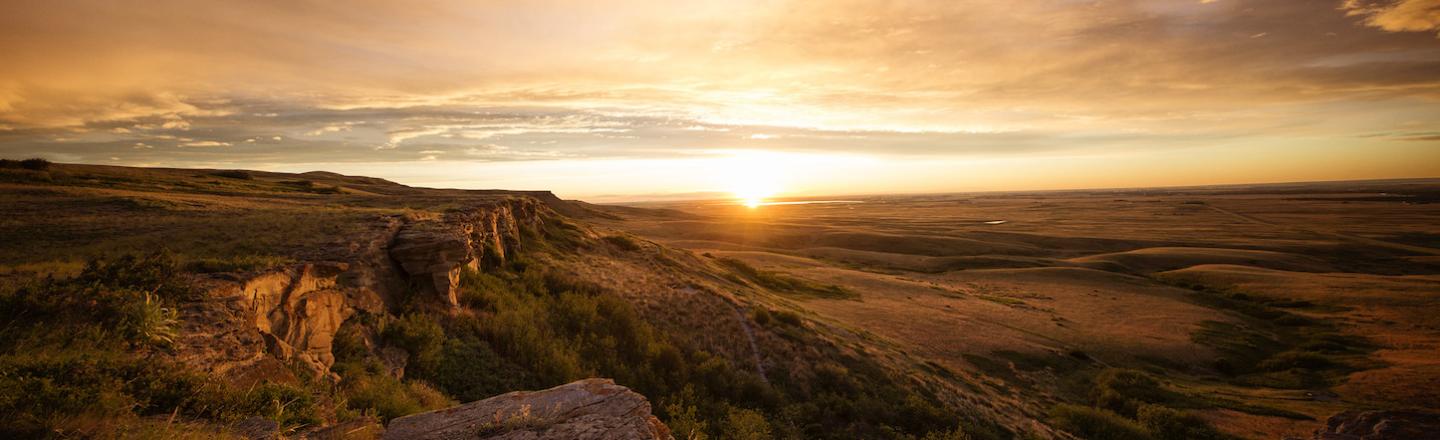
[382, 313, 446, 372]
[715, 258, 857, 300]
[772, 310, 803, 326]
[340, 373, 453, 422]
[445, 264, 971, 440]
[19, 158, 51, 170]
[1049, 404, 1153, 440]
[752, 308, 772, 326]
[1, 251, 188, 351]
[419, 332, 528, 402]
[1090, 369, 1176, 417]
[211, 170, 254, 180]
[1137, 405, 1234, 440]
[118, 292, 179, 347]
[602, 235, 644, 251]
[663, 386, 710, 440]
[1257, 351, 1333, 372]
[725, 406, 773, 440]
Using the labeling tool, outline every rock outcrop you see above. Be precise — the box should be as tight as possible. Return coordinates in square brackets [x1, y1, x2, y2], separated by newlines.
[390, 198, 546, 308]
[1310, 410, 1440, 440]
[383, 379, 673, 440]
[176, 198, 550, 377]
[179, 261, 392, 378]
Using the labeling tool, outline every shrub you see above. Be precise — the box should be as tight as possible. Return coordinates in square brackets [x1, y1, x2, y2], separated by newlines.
[1049, 404, 1153, 440]
[2, 251, 189, 350]
[118, 292, 179, 347]
[752, 308, 773, 326]
[922, 427, 972, 440]
[772, 309, 803, 326]
[724, 406, 773, 440]
[419, 333, 528, 402]
[602, 234, 644, 251]
[1136, 405, 1234, 440]
[211, 170, 254, 180]
[715, 258, 857, 299]
[1257, 351, 1333, 372]
[340, 373, 453, 422]
[1090, 369, 1176, 417]
[19, 158, 51, 170]
[663, 386, 710, 440]
[382, 313, 446, 372]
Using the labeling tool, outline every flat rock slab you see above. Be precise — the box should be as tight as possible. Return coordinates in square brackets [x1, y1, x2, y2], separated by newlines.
[382, 378, 672, 440]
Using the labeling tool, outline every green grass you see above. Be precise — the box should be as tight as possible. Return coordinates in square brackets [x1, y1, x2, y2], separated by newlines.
[1049, 404, 1152, 440]
[716, 257, 858, 300]
[0, 253, 327, 437]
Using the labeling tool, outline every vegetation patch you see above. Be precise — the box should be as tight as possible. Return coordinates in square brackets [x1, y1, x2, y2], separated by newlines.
[716, 257, 858, 300]
[371, 262, 989, 440]
[601, 234, 645, 251]
[0, 252, 327, 437]
[1049, 369, 1244, 440]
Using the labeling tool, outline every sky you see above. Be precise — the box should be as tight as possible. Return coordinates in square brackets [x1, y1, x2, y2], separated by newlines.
[2, 0, 1439, 201]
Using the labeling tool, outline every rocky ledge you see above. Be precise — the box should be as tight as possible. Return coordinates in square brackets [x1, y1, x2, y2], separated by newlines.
[382, 379, 673, 440]
[1308, 410, 1440, 440]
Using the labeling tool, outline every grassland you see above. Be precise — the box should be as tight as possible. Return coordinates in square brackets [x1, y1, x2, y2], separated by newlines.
[603, 179, 1440, 439]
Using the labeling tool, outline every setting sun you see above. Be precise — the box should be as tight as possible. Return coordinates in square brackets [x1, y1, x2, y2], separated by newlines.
[710, 151, 784, 208]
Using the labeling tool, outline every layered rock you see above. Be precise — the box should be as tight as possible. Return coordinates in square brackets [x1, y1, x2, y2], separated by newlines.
[179, 261, 391, 377]
[383, 379, 673, 440]
[1310, 410, 1440, 440]
[389, 198, 546, 308]
[175, 198, 552, 377]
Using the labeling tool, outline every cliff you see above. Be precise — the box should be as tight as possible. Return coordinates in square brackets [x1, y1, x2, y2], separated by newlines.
[174, 197, 554, 378]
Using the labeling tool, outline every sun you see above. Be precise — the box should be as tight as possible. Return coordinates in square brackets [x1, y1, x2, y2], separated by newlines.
[711, 151, 783, 208]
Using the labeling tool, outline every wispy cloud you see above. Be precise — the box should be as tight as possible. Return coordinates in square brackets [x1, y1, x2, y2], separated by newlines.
[0, 0, 1435, 195]
[1342, 0, 1440, 36]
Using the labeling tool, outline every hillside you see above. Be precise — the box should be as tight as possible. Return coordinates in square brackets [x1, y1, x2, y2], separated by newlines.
[0, 162, 995, 439]
[600, 181, 1440, 440]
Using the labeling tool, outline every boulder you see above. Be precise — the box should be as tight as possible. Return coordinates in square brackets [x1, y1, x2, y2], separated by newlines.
[382, 379, 673, 440]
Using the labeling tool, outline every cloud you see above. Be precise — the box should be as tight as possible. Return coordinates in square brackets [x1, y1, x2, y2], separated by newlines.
[1343, 0, 1440, 36]
[180, 140, 230, 147]
[0, 0, 1435, 188]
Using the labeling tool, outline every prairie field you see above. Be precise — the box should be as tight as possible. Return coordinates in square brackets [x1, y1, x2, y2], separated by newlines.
[603, 179, 1440, 439]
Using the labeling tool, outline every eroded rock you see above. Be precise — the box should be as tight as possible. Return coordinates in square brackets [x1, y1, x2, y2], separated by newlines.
[1312, 410, 1440, 440]
[382, 379, 673, 440]
[389, 199, 546, 308]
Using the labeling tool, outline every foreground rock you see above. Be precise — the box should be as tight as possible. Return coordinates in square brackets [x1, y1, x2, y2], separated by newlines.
[1311, 410, 1440, 440]
[383, 379, 672, 440]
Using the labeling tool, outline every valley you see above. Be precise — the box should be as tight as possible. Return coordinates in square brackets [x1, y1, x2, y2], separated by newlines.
[1, 163, 1437, 439]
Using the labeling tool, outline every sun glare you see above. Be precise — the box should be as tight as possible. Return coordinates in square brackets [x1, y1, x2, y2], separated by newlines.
[712, 151, 783, 208]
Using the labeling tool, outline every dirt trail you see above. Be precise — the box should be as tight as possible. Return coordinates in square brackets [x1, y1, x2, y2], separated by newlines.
[680, 286, 767, 382]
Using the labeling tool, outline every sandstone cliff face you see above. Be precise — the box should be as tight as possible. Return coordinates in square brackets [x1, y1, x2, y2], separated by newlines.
[383, 379, 673, 440]
[176, 198, 549, 377]
[390, 198, 546, 308]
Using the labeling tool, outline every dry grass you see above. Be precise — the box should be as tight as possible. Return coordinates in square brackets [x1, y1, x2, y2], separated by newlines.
[602, 180, 1440, 439]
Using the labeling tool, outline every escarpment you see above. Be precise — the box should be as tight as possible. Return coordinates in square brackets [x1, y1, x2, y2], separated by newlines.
[176, 197, 552, 378]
